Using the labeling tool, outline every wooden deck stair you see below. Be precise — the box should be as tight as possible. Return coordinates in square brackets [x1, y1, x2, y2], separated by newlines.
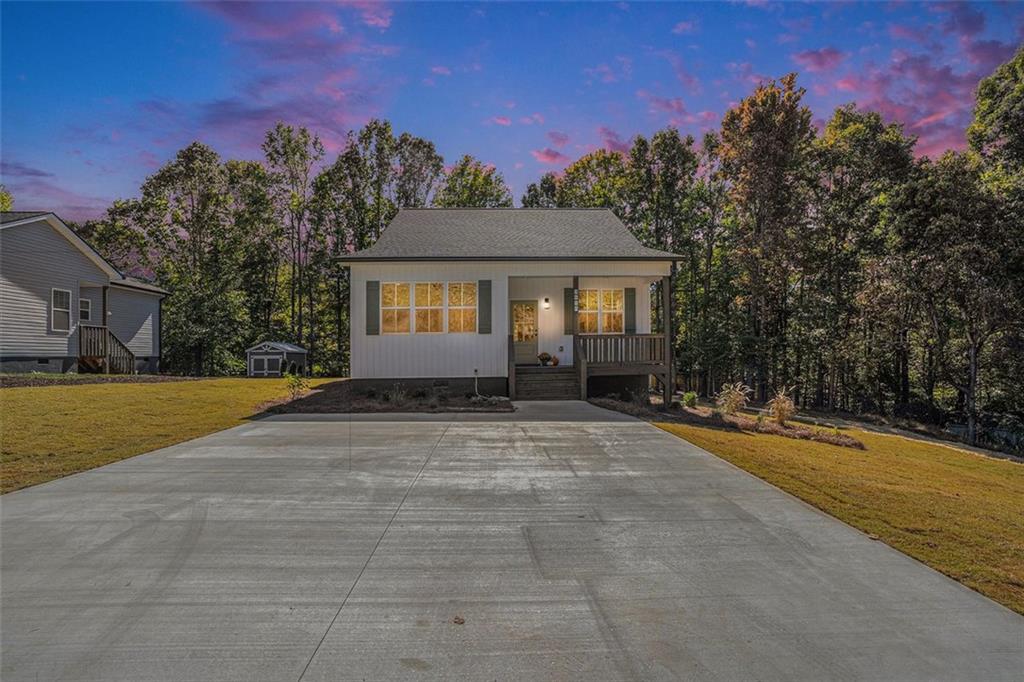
[514, 366, 580, 400]
[78, 325, 136, 374]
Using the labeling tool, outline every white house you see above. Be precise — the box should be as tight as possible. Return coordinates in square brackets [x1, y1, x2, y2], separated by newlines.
[0, 211, 166, 374]
[339, 208, 679, 400]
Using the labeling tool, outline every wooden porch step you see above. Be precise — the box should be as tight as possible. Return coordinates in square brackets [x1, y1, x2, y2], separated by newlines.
[514, 366, 580, 400]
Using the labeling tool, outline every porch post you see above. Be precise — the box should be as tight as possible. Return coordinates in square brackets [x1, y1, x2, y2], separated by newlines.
[662, 271, 674, 408]
[102, 285, 110, 373]
[573, 275, 586, 400]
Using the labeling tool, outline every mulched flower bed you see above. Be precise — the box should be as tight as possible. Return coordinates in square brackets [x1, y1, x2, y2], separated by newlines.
[266, 379, 515, 414]
[0, 374, 198, 389]
[590, 397, 865, 449]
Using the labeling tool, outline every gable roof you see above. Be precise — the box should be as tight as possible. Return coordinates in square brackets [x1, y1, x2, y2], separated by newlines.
[246, 341, 307, 354]
[338, 208, 681, 262]
[0, 211, 169, 296]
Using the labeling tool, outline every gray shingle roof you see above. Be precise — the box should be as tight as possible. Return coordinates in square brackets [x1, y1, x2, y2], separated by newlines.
[0, 211, 51, 225]
[339, 208, 681, 261]
[246, 341, 307, 354]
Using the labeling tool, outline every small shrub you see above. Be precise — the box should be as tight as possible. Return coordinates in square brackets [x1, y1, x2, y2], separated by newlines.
[364, 387, 377, 400]
[682, 391, 698, 408]
[715, 382, 751, 415]
[285, 372, 309, 400]
[766, 386, 797, 426]
[628, 389, 649, 410]
[411, 387, 429, 400]
[537, 352, 552, 365]
[390, 384, 407, 407]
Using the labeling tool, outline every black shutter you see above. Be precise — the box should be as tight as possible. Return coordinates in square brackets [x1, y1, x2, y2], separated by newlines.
[563, 288, 574, 334]
[366, 281, 380, 335]
[624, 287, 636, 335]
[477, 280, 491, 333]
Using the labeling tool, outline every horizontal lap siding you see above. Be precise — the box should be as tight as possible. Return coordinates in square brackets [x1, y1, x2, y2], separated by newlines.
[108, 287, 160, 357]
[0, 221, 109, 357]
[350, 260, 669, 380]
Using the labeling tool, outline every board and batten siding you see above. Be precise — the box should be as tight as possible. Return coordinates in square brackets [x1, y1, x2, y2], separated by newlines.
[107, 286, 161, 357]
[0, 220, 109, 357]
[349, 260, 669, 380]
[508, 275, 657, 367]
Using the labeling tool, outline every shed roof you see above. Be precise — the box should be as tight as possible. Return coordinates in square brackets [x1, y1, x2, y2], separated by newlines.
[338, 208, 681, 262]
[0, 211, 51, 225]
[246, 341, 307, 354]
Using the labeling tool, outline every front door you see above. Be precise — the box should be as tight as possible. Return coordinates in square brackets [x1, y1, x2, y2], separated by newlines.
[511, 300, 539, 365]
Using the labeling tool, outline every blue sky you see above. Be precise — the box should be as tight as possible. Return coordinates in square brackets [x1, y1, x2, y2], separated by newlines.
[2, 1, 1021, 220]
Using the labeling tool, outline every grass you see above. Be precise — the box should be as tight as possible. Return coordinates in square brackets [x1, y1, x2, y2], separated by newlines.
[655, 420, 1024, 615]
[0, 377, 331, 494]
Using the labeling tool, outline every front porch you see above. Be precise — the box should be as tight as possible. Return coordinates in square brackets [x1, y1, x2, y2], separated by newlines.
[506, 274, 674, 402]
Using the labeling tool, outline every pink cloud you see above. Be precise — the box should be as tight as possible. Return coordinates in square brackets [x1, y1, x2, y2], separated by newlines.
[519, 113, 544, 125]
[585, 63, 617, 84]
[430, 65, 451, 76]
[547, 131, 570, 147]
[637, 89, 687, 116]
[598, 126, 631, 154]
[584, 56, 632, 84]
[342, 1, 393, 29]
[937, 2, 984, 38]
[531, 148, 570, 164]
[792, 47, 845, 72]
[672, 20, 696, 35]
[655, 50, 701, 93]
[489, 116, 512, 126]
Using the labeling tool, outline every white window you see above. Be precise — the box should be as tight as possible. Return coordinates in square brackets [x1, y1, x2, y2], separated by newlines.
[414, 282, 444, 333]
[381, 282, 411, 334]
[578, 288, 624, 334]
[447, 282, 477, 333]
[51, 289, 71, 332]
[79, 298, 92, 323]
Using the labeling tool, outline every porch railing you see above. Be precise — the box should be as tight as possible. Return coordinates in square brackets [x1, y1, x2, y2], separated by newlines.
[575, 334, 665, 366]
[79, 324, 136, 374]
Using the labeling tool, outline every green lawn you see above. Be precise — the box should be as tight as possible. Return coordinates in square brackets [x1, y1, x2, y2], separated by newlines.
[0, 377, 330, 494]
[655, 421, 1024, 615]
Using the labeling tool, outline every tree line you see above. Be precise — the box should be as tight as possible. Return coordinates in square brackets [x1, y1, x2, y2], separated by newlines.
[60, 48, 1021, 445]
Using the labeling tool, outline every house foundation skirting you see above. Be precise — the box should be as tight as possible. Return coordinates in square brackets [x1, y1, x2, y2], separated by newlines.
[0, 356, 78, 373]
[349, 376, 508, 397]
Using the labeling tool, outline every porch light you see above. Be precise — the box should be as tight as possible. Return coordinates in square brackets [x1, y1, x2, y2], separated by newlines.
[543, 297, 550, 309]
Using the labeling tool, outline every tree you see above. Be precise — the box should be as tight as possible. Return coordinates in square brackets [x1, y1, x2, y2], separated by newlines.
[137, 142, 242, 375]
[892, 152, 1022, 444]
[0, 185, 12, 211]
[718, 73, 815, 400]
[433, 155, 513, 207]
[555, 149, 629, 211]
[968, 46, 1024, 169]
[74, 200, 150, 277]
[521, 172, 558, 208]
[395, 132, 445, 208]
[262, 122, 324, 352]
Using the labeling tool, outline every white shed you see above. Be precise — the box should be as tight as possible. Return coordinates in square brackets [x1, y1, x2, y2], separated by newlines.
[245, 342, 308, 377]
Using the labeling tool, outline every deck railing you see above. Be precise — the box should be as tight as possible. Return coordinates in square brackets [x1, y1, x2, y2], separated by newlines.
[575, 334, 666, 366]
[79, 324, 135, 374]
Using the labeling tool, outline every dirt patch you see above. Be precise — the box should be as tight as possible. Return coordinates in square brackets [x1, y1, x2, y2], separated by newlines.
[265, 379, 515, 414]
[590, 397, 864, 449]
[0, 374, 198, 389]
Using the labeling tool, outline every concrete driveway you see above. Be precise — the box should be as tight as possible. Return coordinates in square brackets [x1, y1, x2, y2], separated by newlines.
[2, 402, 1021, 681]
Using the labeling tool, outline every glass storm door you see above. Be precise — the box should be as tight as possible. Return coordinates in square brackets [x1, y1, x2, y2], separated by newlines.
[511, 301, 539, 365]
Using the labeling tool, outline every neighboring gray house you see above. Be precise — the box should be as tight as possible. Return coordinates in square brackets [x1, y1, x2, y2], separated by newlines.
[0, 211, 167, 374]
[246, 342, 308, 377]
[339, 208, 680, 400]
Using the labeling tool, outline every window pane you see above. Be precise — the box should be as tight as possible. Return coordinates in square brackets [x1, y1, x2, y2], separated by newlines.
[430, 283, 443, 306]
[603, 289, 623, 311]
[415, 309, 430, 332]
[382, 283, 396, 307]
[580, 312, 598, 333]
[602, 312, 623, 333]
[54, 310, 70, 331]
[395, 284, 410, 307]
[580, 289, 598, 311]
[53, 290, 70, 309]
[382, 310, 396, 333]
[463, 308, 476, 332]
[463, 283, 476, 306]
[430, 308, 443, 331]
[396, 309, 410, 333]
[415, 283, 429, 306]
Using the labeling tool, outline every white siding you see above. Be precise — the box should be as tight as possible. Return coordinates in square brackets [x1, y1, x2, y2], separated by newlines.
[108, 286, 160, 357]
[0, 221, 109, 357]
[350, 260, 669, 379]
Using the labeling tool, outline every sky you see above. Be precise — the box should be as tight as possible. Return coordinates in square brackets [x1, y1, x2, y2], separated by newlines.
[2, 1, 1021, 221]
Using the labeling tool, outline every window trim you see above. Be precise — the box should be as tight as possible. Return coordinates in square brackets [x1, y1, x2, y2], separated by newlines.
[79, 298, 92, 323]
[380, 282, 412, 335]
[447, 281, 478, 334]
[577, 287, 625, 335]
[413, 281, 446, 334]
[51, 288, 72, 333]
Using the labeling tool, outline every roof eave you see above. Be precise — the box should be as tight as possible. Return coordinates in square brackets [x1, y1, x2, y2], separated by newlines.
[336, 254, 682, 263]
